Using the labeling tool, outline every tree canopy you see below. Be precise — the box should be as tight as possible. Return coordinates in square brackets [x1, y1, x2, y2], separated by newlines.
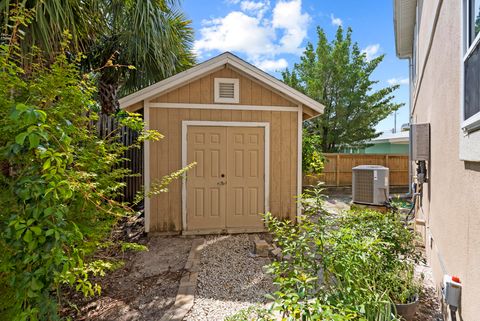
[0, 0, 195, 114]
[282, 26, 403, 152]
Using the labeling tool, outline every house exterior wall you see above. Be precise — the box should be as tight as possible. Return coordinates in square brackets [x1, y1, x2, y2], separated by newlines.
[411, 1, 480, 319]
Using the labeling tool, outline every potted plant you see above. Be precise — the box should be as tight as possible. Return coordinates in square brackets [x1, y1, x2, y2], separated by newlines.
[384, 263, 421, 321]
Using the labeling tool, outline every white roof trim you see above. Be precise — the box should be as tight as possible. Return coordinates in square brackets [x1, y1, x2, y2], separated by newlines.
[394, 0, 417, 58]
[119, 52, 324, 114]
[370, 131, 409, 144]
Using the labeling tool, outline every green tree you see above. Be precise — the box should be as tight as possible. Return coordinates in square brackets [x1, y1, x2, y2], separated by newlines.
[476, 9, 480, 37]
[283, 26, 402, 152]
[0, 13, 193, 320]
[0, 0, 194, 114]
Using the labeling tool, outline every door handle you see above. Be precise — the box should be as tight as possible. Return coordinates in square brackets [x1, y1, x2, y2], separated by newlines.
[217, 181, 227, 186]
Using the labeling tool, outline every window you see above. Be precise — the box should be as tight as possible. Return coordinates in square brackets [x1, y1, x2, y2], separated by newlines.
[468, 0, 480, 45]
[214, 78, 239, 103]
[463, 0, 480, 131]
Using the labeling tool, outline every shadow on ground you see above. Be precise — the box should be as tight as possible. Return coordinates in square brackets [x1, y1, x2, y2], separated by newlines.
[63, 237, 192, 321]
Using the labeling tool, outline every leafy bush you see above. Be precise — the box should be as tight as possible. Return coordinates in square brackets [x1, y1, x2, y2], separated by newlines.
[261, 185, 421, 320]
[0, 32, 164, 320]
[302, 129, 325, 174]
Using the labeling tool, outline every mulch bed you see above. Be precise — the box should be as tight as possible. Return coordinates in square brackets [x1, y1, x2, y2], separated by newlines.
[61, 212, 192, 321]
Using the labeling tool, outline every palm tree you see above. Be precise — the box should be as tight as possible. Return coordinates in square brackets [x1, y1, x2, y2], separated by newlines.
[1, 0, 195, 114]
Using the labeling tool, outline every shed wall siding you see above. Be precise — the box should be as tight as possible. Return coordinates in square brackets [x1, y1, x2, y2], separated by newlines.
[150, 66, 297, 107]
[149, 107, 298, 232]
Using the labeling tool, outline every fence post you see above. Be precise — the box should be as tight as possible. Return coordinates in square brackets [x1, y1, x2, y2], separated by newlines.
[336, 154, 340, 187]
[385, 155, 389, 168]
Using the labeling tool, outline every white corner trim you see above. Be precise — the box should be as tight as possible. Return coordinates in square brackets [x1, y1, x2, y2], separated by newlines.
[181, 121, 270, 232]
[265, 123, 271, 215]
[214, 78, 239, 103]
[148, 102, 299, 112]
[181, 121, 188, 231]
[144, 103, 151, 233]
[297, 106, 303, 218]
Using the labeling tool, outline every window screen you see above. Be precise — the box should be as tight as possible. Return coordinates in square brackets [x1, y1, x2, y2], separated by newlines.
[464, 0, 480, 121]
[465, 44, 480, 120]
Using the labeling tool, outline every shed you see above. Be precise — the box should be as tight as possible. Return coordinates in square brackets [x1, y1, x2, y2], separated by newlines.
[119, 52, 324, 234]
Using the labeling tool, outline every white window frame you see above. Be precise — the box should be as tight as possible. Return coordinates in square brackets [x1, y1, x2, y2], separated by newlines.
[462, 0, 480, 133]
[214, 78, 239, 104]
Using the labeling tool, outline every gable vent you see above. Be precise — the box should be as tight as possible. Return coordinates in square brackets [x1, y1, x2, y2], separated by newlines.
[219, 82, 235, 99]
[214, 78, 239, 103]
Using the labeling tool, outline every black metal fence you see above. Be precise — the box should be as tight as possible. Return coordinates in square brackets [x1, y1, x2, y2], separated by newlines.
[94, 113, 144, 204]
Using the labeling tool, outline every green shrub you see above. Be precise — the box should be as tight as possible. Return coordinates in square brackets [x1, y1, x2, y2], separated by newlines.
[225, 305, 273, 321]
[0, 30, 164, 320]
[302, 129, 325, 174]
[260, 185, 421, 320]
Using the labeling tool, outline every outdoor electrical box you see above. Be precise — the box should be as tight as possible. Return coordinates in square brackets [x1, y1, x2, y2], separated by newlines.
[352, 165, 389, 205]
[411, 123, 430, 161]
[443, 275, 462, 308]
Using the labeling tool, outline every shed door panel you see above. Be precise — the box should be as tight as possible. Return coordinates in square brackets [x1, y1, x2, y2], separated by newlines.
[186, 126, 265, 231]
[226, 127, 265, 228]
[187, 127, 227, 230]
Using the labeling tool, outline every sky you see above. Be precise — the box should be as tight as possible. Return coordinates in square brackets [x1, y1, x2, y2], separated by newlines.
[182, 0, 410, 133]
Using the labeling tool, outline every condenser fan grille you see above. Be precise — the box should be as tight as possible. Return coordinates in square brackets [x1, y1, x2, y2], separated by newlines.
[353, 170, 374, 203]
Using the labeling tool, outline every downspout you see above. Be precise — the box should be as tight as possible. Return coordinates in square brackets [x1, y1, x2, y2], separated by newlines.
[408, 57, 413, 196]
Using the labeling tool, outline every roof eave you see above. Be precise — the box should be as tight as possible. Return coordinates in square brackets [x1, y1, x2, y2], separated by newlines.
[119, 52, 325, 114]
[393, 0, 417, 59]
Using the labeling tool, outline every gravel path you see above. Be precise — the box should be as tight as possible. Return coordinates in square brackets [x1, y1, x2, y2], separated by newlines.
[184, 234, 274, 321]
[414, 254, 443, 320]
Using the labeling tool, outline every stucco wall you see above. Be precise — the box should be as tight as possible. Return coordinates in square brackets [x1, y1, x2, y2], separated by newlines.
[412, 1, 480, 320]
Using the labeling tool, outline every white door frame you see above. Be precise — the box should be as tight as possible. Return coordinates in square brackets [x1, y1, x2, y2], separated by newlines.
[181, 121, 270, 232]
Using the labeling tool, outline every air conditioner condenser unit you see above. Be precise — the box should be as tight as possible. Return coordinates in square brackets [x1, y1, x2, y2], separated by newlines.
[352, 165, 389, 205]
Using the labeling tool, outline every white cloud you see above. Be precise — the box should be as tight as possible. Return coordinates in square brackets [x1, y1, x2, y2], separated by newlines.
[194, 0, 310, 71]
[330, 14, 342, 27]
[387, 77, 409, 86]
[240, 0, 268, 12]
[272, 0, 311, 54]
[194, 11, 276, 58]
[362, 44, 381, 61]
[255, 58, 288, 71]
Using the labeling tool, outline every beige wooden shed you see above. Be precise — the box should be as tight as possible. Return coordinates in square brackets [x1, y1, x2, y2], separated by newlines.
[119, 52, 324, 234]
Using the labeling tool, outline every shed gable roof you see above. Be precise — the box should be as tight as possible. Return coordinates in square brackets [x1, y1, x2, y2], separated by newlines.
[119, 52, 324, 115]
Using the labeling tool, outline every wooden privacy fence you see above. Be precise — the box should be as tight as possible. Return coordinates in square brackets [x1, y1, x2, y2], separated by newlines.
[304, 153, 409, 187]
[95, 113, 144, 204]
